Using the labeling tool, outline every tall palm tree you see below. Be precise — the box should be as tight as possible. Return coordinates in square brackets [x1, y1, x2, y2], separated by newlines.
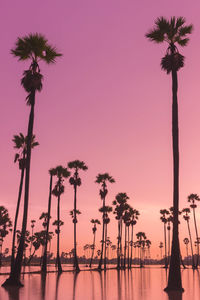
[146, 16, 193, 292]
[3, 34, 62, 287]
[160, 209, 170, 268]
[68, 160, 88, 272]
[123, 208, 131, 268]
[0, 207, 12, 266]
[52, 166, 70, 273]
[182, 208, 195, 268]
[89, 219, 101, 268]
[11, 133, 38, 273]
[42, 168, 57, 273]
[113, 193, 129, 269]
[188, 193, 200, 268]
[95, 173, 115, 270]
[29, 219, 36, 260]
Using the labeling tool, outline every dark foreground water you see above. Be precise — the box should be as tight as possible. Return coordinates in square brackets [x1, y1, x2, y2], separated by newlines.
[0, 266, 200, 300]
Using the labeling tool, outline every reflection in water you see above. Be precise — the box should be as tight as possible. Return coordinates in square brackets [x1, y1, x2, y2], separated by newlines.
[1, 267, 200, 300]
[40, 273, 46, 300]
[4, 287, 20, 300]
[167, 291, 182, 300]
[72, 273, 79, 300]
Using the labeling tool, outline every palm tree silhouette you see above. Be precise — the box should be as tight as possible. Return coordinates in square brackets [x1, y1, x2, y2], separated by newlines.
[52, 166, 70, 273]
[95, 173, 115, 270]
[129, 208, 139, 268]
[122, 207, 132, 268]
[183, 238, 189, 259]
[10, 133, 38, 273]
[182, 208, 195, 268]
[113, 192, 129, 269]
[42, 168, 57, 273]
[146, 16, 193, 292]
[188, 193, 200, 268]
[159, 242, 164, 261]
[160, 209, 170, 268]
[89, 219, 100, 268]
[68, 160, 88, 272]
[3, 34, 61, 287]
[136, 232, 146, 268]
[0, 207, 12, 266]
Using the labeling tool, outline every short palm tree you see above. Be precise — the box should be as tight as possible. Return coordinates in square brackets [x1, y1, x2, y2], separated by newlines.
[183, 238, 189, 258]
[42, 167, 57, 273]
[182, 208, 195, 268]
[113, 193, 129, 269]
[129, 209, 139, 268]
[3, 34, 62, 287]
[160, 209, 170, 268]
[11, 133, 38, 273]
[146, 16, 193, 292]
[188, 193, 200, 268]
[136, 232, 146, 268]
[0, 207, 12, 266]
[95, 173, 115, 270]
[68, 160, 88, 272]
[52, 166, 70, 273]
[159, 242, 164, 261]
[89, 219, 101, 268]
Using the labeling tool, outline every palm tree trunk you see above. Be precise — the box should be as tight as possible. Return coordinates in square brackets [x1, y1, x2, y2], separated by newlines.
[10, 163, 25, 273]
[124, 226, 127, 268]
[98, 197, 105, 270]
[56, 193, 62, 273]
[73, 184, 80, 272]
[0, 241, 3, 267]
[186, 245, 189, 258]
[104, 224, 107, 270]
[164, 223, 168, 268]
[120, 220, 123, 268]
[3, 93, 35, 286]
[168, 227, 171, 266]
[130, 225, 134, 268]
[187, 220, 195, 268]
[42, 173, 53, 273]
[165, 66, 183, 292]
[127, 227, 130, 268]
[192, 207, 199, 268]
[117, 220, 121, 269]
[89, 231, 96, 268]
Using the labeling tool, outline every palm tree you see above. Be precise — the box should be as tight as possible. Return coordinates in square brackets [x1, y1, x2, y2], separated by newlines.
[146, 16, 193, 292]
[42, 168, 57, 273]
[95, 173, 115, 270]
[3, 34, 62, 287]
[29, 219, 36, 260]
[0, 207, 12, 266]
[136, 232, 146, 268]
[166, 214, 173, 266]
[182, 208, 195, 268]
[183, 238, 189, 258]
[89, 219, 101, 268]
[122, 208, 131, 268]
[52, 166, 70, 273]
[68, 160, 88, 272]
[160, 209, 170, 268]
[188, 193, 200, 268]
[10, 133, 38, 273]
[159, 242, 164, 261]
[129, 209, 139, 268]
[113, 193, 129, 269]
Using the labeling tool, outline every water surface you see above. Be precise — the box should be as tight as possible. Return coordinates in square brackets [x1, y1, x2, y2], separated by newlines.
[0, 266, 200, 300]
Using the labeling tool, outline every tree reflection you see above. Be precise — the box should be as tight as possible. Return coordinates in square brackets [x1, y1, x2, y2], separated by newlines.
[40, 273, 46, 300]
[166, 291, 183, 300]
[72, 273, 79, 300]
[3, 286, 20, 300]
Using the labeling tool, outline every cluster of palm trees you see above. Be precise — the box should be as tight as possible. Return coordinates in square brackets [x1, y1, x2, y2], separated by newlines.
[1, 14, 195, 293]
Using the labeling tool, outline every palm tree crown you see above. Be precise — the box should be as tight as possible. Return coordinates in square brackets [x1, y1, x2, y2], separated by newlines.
[146, 17, 193, 74]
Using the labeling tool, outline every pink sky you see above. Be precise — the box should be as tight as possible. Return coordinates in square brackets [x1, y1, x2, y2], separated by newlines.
[1, 0, 200, 258]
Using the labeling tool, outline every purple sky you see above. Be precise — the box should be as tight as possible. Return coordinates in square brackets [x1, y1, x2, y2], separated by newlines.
[1, 0, 200, 257]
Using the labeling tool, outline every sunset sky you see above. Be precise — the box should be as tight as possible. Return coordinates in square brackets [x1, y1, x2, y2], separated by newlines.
[1, 0, 200, 259]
